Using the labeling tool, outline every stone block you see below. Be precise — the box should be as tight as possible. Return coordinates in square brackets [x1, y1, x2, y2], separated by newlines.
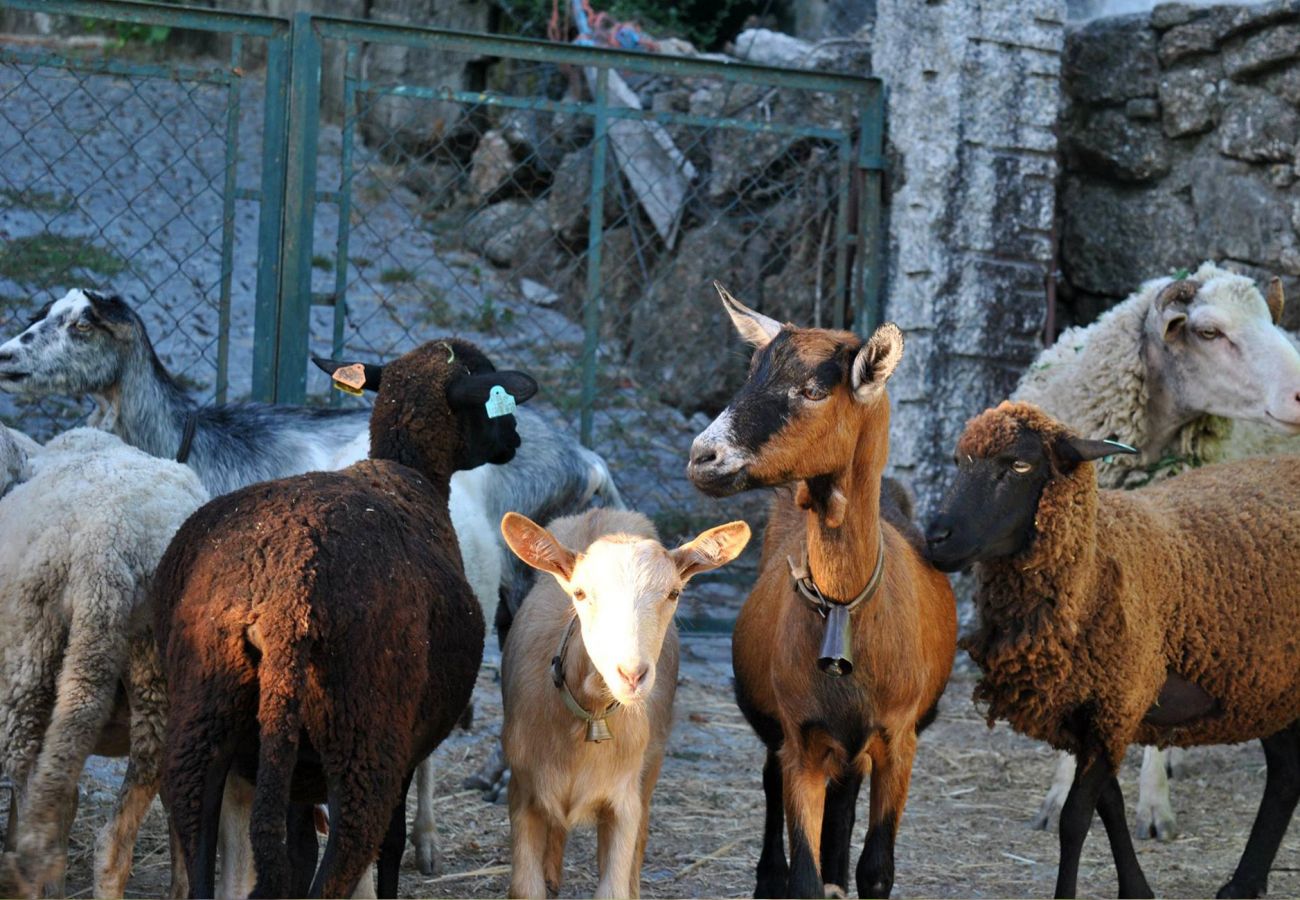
[1126, 97, 1160, 120]
[1064, 107, 1171, 182]
[1224, 24, 1300, 79]
[1191, 153, 1300, 265]
[1065, 15, 1158, 103]
[1262, 63, 1300, 105]
[1218, 87, 1300, 162]
[462, 200, 552, 268]
[1158, 67, 1219, 137]
[1158, 16, 1224, 67]
[1150, 3, 1197, 30]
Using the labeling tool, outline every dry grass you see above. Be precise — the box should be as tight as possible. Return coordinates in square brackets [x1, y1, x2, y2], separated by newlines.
[32, 638, 1300, 899]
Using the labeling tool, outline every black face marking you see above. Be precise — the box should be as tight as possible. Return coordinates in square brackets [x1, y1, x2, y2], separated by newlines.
[728, 332, 849, 455]
[924, 429, 1054, 572]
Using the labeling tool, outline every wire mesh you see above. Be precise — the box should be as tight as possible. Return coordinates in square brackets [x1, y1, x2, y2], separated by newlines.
[0, 24, 269, 438]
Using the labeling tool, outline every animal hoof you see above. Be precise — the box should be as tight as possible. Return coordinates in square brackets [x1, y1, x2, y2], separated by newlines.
[1134, 799, 1177, 842]
[1166, 747, 1190, 780]
[415, 838, 439, 877]
[823, 883, 847, 899]
[463, 744, 507, 795]
[1217, 880, 1263, 899]
[1029, 805, 1060, 832]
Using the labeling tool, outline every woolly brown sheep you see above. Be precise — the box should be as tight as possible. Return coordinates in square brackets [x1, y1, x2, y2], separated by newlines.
[153, 338, 537, 898]
[925, 401, 1300, 899]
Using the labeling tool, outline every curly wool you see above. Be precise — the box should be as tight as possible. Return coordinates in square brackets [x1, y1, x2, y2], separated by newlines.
[0, 426, 208, 896]
[1012, 262, 1241, 488]
[960, 402, 1300, 769]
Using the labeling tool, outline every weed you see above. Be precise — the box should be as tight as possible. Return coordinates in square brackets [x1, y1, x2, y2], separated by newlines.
[379, 267, 416, 285]
[0, 187, 74, 214]
[311, 254, 333, 271]
[0, 233, 127, 288]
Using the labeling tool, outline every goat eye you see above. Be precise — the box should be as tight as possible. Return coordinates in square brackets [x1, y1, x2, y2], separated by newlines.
[571, 589, 587, 602]
[1196, 327, 1221, 340]
[800, 384, 828, 402]
[73, 320, 93, 332]
[667, 589, 681, 602]
[1011, 460, 1032, 474]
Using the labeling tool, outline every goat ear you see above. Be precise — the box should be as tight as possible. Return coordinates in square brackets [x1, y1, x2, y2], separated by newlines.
[671, 520, 751, 581]
[1266, 276, 1285, 326]
[311, 356, 383, 392]
[1154, 279, 1198, 341]
[850, 322, 904, 403]
[447, 371, 539, 409]
[501, 512, 576, 582]
[1053, 436, 1139, 472]
[715, 281, 781, 349]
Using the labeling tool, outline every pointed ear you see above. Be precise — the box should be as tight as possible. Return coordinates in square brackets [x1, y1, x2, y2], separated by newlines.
[850, 322, 904, 403]
[312, 356, 383, 392]
[500, 512, 576, 582]
[1154, 279, 1199, 341]
[715, 281, 781, 349]
[1053, 436, 1140, 472]
[1266, 276, 1285, 326]
[447, 371, 539, 408]
[670, 520, 751, 581]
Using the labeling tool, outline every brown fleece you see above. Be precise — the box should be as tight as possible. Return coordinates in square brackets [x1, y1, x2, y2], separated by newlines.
[154, 339, 494, 898]
[960, 401, 1300, 769]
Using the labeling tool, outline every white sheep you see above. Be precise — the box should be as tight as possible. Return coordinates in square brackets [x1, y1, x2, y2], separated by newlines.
[499, 507, 750, 899]
[1012, 260, 1300, 839]
[0, 426, 208, 898]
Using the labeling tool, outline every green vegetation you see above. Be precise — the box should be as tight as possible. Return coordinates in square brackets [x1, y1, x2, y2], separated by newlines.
[350, 256, 372, 269]
[415, 294, 458, 328]
[379, 267, 416, 285]
[0, 232, 127, 288]
[312, 254, 333, 271]
[0, 187, 74, 214]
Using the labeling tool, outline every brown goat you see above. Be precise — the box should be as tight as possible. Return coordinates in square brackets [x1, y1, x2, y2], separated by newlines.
[687, 286, 957, 899]
[153, 338, 536, 898]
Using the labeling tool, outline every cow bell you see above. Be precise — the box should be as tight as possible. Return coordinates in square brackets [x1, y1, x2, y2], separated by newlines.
[817, 603, 854, 677]
[586, 715, 614, 743]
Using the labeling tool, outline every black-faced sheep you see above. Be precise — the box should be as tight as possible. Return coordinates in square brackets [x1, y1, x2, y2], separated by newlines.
[153, 338, 536, 897]
[925, 401, 1300, 899]
[1013, 262, 1300, 838]
[498, 508, 749, 899]
[0, 426, 208, 898]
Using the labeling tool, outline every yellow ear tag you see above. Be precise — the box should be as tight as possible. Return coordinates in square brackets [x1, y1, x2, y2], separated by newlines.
[331, 363, 366, 396]
[485, 385, 517, 418]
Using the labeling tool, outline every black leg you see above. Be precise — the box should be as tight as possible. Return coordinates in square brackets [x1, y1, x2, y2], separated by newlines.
[1054, 754, 1111, 899]
[376, 773, 413, 898]
[754, 749, 789, 898]
[1095, 775, 1153, 898]
[820, 774, 863, 895]
[855, 812, 896, 899]
[787, 818, 823, 899]
[1218, 723, 1300, 899]
[286, 803, 320, 898]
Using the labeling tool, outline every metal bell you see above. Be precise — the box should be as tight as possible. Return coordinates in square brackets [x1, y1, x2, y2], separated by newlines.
[585, 715, 614, 743]
[817, 604, 854, 677]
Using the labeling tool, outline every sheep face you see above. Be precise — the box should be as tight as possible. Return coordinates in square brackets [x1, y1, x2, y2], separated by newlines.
[1144, 272, 1300, 433]
[0, 289, 136, 397]
[687, 284, 902, 497]
[502, 512, 750, 706]
[923, 403, 1136, 573]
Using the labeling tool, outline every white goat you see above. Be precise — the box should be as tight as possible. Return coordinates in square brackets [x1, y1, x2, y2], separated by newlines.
[0, 426, 208, 898]
[499, 508, 749, 899]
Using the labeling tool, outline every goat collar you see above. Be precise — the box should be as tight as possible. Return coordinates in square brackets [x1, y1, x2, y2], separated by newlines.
[788, 531, 885, 677]
[550, 617, 620, 743]
[175, 411, 199, 464]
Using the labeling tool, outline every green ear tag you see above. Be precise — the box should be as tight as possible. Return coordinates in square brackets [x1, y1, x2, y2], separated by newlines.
[485, 385, 517, 418]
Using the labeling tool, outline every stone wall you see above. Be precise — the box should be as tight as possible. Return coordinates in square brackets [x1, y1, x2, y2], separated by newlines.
[874, 0, 1065, 519]
[1058, 0, 1300, 330]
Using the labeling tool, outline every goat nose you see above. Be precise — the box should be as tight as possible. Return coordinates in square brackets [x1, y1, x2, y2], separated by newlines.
[617, 663, 649, 691]
[926, 523, 952, 545]
[689, 445, 718, 468]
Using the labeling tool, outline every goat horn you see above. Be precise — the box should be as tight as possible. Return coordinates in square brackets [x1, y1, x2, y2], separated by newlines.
[1155, 278, 1199, 311]
[440, 341, 455, 363]
[1266, 276, 1285, 326]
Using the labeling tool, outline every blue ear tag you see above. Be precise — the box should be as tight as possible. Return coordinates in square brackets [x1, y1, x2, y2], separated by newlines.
[485, 385, 517, 418]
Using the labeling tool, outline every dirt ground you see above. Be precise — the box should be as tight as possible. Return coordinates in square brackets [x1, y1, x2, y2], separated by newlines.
[33, 635, 1300, 899]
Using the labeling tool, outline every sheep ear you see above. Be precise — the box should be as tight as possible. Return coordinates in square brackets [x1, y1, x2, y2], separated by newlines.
[850, 323, 904, 403]
[671, 520, 751, 581]
[1054, 436, 1139, 471]
[715, 281, 780, 349]
[447, 372, 539, 409]
[501, 512, 576, 582]
[1155, 279, 1198, 341]
[312, 356, 383, 392]
[1266, 277, 1285, 326]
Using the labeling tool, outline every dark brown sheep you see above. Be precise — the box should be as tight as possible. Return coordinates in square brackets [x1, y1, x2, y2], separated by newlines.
[925, 401, 1300, 899]
[153, 338, 537, 898]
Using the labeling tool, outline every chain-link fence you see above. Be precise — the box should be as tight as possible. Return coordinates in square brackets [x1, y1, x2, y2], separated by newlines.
[0, 3, 882, 547]
[0, 6, 289, 436]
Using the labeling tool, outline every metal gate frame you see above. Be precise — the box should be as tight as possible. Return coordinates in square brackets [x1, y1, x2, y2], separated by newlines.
[1, 0, 886, 422]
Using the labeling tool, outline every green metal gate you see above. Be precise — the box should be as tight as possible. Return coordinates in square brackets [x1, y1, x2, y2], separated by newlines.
[0, 0, 883, 523]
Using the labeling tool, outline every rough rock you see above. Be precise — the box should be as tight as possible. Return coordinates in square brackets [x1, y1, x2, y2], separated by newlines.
[1217, 87, 1299, 162]
[1158, 17, 1222, 67]
[1150, 3, 1197, 30]
[545, 148, 621, 244]
[1065, 15, 1157, 103]
[1190, 153, 1300, 266]
[1262, 63, 1300, 105]
[1223, 24, 1300, 80]
[519, 278, 558, 306]
[468, 131, 515, 202]
[1158, 67, 1219, 137]
[1219, 0, 1300, 43]
[732, 28, 816, 67]
[1065, 107, 1170, 182]
[462, 200, 552, 268]
[1125, 97, 1160, 120]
